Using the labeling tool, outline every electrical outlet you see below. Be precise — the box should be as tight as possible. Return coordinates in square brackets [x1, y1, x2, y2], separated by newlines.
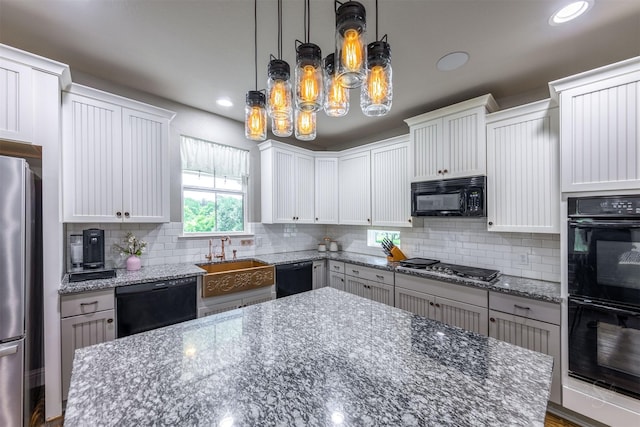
[518, 253, 528, 264]
[240, 239, 254, 246]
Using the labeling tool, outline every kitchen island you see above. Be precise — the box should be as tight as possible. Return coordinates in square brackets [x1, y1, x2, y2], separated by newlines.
[64, 287, 553, 426]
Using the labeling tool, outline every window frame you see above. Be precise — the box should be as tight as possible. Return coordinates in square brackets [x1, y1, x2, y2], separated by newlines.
[181, 170, 249, 237]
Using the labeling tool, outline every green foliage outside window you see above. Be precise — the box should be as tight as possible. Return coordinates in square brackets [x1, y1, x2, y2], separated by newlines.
[183, 194, 244, 233]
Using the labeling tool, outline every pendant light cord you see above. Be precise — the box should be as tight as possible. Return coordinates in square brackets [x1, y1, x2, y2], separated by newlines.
[304, 0, 310, 43]
[278, 0, 283, 58]
[375, 0, 379, 41]
[254, 0, 258, 90]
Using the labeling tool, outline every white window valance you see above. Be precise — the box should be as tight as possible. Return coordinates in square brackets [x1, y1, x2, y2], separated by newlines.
[180, 136, 249, 177]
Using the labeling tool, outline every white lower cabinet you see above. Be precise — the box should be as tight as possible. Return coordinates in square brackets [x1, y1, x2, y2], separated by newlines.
[327, 260, 345, 291]
[197, 286, 274, 318]
[489, 292, 561, 404]
[312, 260, 327, 289]
[60, 289, 115, 401]
[395, 274, 488, 335]
[343, 264, 394, 306]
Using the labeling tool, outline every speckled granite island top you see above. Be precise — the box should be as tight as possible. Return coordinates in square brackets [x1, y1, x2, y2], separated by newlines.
[65, 287, 553, 427]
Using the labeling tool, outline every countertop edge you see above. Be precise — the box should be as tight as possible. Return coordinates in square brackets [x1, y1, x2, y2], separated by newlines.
[59, 251, 560, 303]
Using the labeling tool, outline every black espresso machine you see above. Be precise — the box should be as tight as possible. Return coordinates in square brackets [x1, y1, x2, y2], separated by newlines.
[68, 228, 116, 282]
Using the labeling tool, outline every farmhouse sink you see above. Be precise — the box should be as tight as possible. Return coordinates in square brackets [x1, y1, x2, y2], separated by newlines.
[197, 260, 275, 298]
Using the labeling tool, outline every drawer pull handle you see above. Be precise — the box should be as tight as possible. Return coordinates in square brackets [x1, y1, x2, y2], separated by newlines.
[514, 304, 531, 310]
[80, 301, 98, 306]
[352, 270, 359, 274]
[333, 266, 340, 269]
[376, 275, 384, 280]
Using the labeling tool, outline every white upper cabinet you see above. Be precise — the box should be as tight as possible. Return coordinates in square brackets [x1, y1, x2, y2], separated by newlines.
[259, 140, 315, 224]
[338, 150, 371, 225]
[405, 94, 498, 181]
[62, 84, 174, 223]
[549, 57, 640, 192]
[370, 136, 412, 227]
[0, 58, 33, 143]
[314, 156, 339, 224]
[0, 44, 70, 145]
[486, 100, 560, 233]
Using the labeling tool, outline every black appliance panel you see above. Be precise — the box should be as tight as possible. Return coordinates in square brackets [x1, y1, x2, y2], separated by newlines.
[568, 297, 640, 399]
[82, 228, 105, 269]
[568, 221, 640, 308]
[276, 262, 313, 298]
[116, 277, 197, 338]
[411, 176, 485, 217]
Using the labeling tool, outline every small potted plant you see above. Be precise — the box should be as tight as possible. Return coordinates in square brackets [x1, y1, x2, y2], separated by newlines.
[114, 232, 147, 271]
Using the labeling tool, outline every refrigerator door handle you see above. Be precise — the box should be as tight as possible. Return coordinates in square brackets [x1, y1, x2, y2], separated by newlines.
[0, 344, 19, 358]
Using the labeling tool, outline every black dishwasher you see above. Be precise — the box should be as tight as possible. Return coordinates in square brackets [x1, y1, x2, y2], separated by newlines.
[276, 261, 313, 298]
[115, 276, 197, 338]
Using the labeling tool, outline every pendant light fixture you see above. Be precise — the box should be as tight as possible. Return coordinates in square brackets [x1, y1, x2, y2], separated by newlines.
[267, 0, 293, 136]
[295, 0, 323, 113]
[361, 0, 392, 116]
[245, 0, 266, 141]
[323, 52, 349, 117]
[295, 109, 317, 141]
[334, 1, 367, 89]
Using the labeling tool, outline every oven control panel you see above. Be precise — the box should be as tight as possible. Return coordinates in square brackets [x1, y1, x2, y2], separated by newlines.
[569, 196, 640, 216]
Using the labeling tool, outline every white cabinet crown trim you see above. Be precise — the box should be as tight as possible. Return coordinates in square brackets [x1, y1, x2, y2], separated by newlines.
[0, 43, 71, 88]
[65, 83, 176, 120]
[403, 93, 498, 126]
[549, 55, 640, 101]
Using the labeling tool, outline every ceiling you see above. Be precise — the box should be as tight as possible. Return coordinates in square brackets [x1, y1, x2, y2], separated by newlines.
[1, 0, 639, 149]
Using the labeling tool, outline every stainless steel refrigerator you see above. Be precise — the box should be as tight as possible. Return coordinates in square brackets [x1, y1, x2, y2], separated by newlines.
[0, 154, 40, 427]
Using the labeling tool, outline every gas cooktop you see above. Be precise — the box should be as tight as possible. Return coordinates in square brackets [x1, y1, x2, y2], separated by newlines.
[399, 258, 500, 282]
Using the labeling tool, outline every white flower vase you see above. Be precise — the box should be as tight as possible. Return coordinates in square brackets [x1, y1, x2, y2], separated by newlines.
[126, 255, 142, 271]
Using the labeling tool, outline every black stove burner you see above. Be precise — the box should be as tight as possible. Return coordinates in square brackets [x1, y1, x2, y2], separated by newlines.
[399, 258, 440, 268]
[399, 258, 499, 282]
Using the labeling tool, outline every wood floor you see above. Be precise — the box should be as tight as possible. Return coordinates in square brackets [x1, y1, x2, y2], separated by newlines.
[545, 412, 582, 427]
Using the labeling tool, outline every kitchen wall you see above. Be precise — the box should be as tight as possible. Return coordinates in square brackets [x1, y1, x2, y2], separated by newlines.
[67, 217, 560, 282]
[327, 218, 560, 282]
[64, 222, 327, 269]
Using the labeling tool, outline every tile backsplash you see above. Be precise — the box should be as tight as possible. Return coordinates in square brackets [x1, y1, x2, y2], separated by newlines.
[328, 218, 560, 282]
[66, 218, 560, 282]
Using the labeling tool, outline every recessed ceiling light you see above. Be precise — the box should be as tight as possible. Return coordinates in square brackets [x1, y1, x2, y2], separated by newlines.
[436, 52, 470, 72]
[216, 98, 233, 107]
[549, 1, 593, 26]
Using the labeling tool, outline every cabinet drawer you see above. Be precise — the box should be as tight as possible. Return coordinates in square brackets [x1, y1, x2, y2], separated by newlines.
[395, 273, 487, 307]
[61, 289, 115, 318]
[328, 260, 345, 274]
[345, 264, 394, 285]
[489, 292, 560, 325]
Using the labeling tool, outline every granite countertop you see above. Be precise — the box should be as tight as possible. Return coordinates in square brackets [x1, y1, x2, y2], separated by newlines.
[64, 287, 553, 426]
[58, 250, 561, 303]
[59, 263, 206, 295]
[253, 251, 561, 303]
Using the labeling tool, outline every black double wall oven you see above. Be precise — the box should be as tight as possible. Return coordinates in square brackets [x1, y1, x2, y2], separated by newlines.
[567, 196, 640, 399]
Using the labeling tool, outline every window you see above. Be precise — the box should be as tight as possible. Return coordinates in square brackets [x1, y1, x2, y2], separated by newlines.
[367, 229, 401, 248]
[181, 136, 249, 234]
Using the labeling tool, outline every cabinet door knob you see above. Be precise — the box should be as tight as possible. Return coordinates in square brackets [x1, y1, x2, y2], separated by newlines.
[443, 169, 448, 174]
[490, 317, 496, 323]
[124, 212, 130, 218]
[408, 218, 412, 223]
[488, 221, 493, 226]
[437, 170, 442, 174]
[435, 303, 440, 308]
[315, 218, 318, 221]
[367, 218, 371, 223]
[116, 211, 122, 218]
[429, 302, 434, 306]
[107, 318, 114, 324]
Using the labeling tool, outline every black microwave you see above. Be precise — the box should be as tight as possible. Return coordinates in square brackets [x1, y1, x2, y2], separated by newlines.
[411, 176, 486, 217]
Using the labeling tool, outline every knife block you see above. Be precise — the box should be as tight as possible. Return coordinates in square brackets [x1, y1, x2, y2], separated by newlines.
[387, 246, 407, 262]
